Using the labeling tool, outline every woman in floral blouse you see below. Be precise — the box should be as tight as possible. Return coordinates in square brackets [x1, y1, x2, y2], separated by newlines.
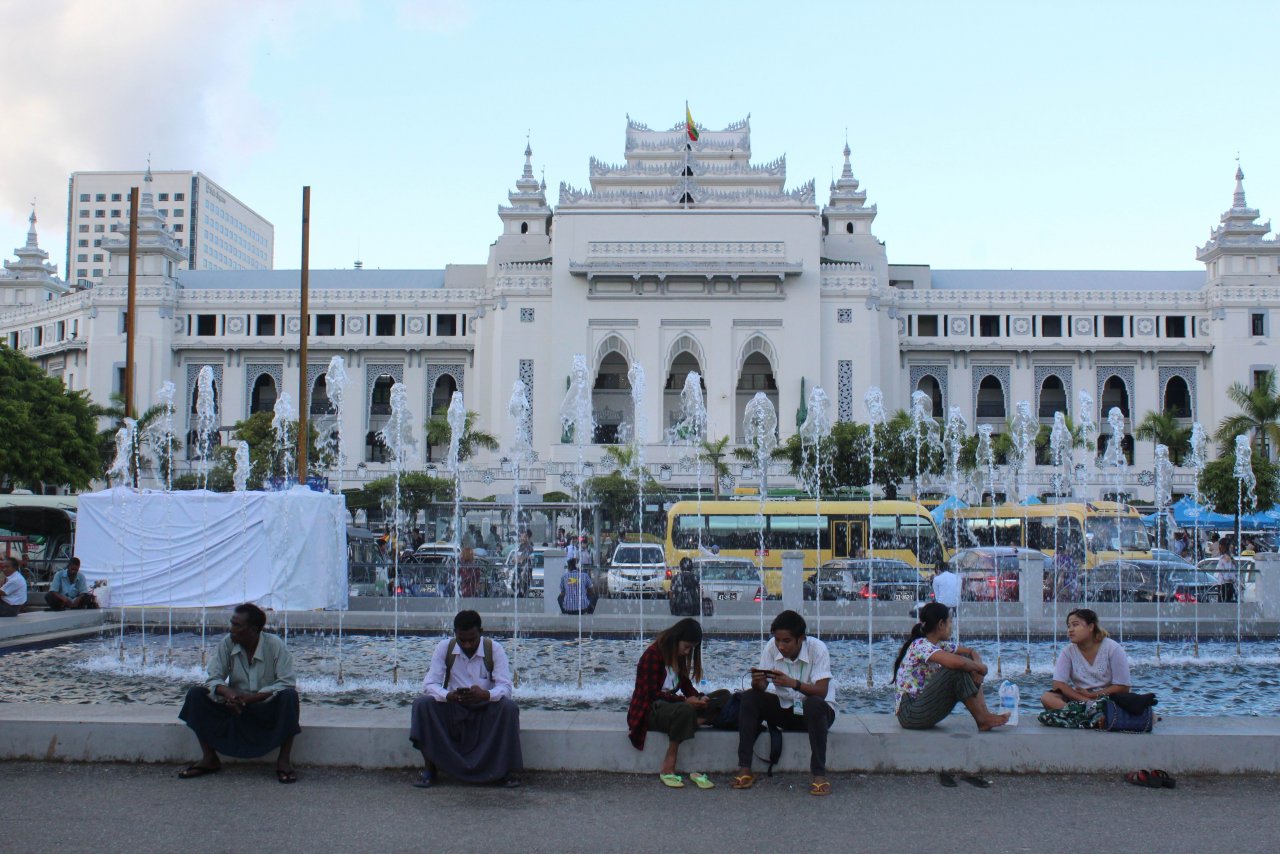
[892, 602, 1009, 731]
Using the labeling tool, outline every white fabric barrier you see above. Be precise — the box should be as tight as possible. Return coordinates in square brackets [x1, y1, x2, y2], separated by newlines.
[75, 486, 346, 610]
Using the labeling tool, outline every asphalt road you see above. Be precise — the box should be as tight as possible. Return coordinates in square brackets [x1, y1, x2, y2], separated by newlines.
[9, 762, 1277, 854]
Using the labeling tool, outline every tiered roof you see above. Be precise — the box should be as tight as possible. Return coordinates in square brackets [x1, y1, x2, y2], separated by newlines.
[1196, 165, 1277, 263]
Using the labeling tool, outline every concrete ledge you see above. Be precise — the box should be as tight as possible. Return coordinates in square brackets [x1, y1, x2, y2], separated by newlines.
[1, 703, 1277, 774]
[0, 611, 105, 645]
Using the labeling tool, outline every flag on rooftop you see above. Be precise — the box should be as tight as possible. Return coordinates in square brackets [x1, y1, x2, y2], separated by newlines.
[685, 103, 699, 142]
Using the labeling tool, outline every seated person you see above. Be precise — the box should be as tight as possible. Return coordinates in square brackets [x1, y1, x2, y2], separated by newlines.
[410, 609, 521, 788]
[558, 557, 597, 615]
[626, 618, 713, 789]
[733, 610, 836, 796]
[0, 556, 28, 617]
[669, 557, 702, 617]
[894, 602, 1009, 732]
[1040, 608, 1130, 709]
[178, 603, 301, 783]
[46, 557, 97, 611]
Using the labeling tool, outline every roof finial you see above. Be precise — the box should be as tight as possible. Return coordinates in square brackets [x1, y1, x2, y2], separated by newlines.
[25, 200, 38, 248]
[840, 139, 853, 180]
[1233, 157, 1247, 209]
[145, 153, 153, 183]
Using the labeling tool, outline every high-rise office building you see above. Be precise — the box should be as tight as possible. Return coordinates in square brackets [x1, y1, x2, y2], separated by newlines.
[66, 170, 273, 286]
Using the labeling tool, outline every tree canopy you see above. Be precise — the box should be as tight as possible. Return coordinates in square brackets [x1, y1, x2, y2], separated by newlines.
[1199, 451, 1279, 518]
[0, 346, 100, 491]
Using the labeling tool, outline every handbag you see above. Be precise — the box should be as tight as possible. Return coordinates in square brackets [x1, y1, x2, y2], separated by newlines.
[1101, 696, 1154, 733]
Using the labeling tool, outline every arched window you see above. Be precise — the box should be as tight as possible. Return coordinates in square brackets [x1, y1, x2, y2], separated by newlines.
[190, 378, 218, 415]
[250, 374, 277, 415]
[666, 351, 705, 392]
[370, 376, 395, 415]
[430, 374, 458, 417]
[916, 375, 942, 417]
[976, 375, 1005, 418]
[737, 352, 777, 392]
[1038, 375, 1066, 419]
[1100, 375, 1129, 419]
[845, 222, 854, 234]
[365, 430, 387, 464]
[520, 222, 528, 234]
[592, 351, 631, 444]
[310, 374, 330, 415]
[1164, 376, 1192, 418]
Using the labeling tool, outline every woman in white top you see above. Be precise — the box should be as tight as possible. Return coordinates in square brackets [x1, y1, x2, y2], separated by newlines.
[1040, 608, 1131, 710]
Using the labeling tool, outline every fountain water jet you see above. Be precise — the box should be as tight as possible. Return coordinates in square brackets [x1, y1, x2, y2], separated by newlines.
[152, 381, 177, 663]
[324, 356, 349, 684]
[378, 381, 415, 683]
[943, 407, 967, 641]
[863, 386, 886, 687]
[559, 355, 595, 686]
[1100, 406, 1127, 640]
[108, 419, 136, 661]
[799, 386, 832, 636]
[1008, 400, 1037, 673]
[506, 379, 533, 683]
[1048, 411, 1072, 650]
[1233, 434, 1257, 656]
[743, 392, 778, 642]
[445, 391, 467, 613]
[674, 371, 708, 619]
[194, 366, 216, 665]
[270, 392, 298, 637]
[1153, 443, 1173, 661]
[976, 423, 1002, 676]
[1188, 423, 1209, 656]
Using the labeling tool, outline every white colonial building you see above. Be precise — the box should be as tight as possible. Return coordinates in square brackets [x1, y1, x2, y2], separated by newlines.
[3, 116, 1279, 499]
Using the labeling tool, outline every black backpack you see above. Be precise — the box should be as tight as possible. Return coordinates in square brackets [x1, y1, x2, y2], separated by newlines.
[709, 690, 784, 775]
[442, 637, 494, 689]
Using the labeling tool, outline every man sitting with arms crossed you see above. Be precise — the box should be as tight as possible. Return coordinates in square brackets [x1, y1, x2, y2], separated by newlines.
[46, 557, 96, 611]
[410, 609, 522, 788]
[177, 603, 301, 783]
[0, 556, 28, 617]
[733, 609, 837, 796]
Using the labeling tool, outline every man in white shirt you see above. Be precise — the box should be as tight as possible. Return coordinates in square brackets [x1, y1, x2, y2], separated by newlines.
[732, 610, 836, 796]
[0, 556, 29, 617]
[932, 565, 961, 611]
[409, 609, 522, 788]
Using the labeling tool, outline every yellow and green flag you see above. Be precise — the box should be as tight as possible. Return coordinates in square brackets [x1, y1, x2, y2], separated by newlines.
[686, 103, 699, 142]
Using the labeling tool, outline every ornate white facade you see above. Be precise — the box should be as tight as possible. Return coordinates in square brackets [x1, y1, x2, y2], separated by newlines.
[3, 118, 1279, 499]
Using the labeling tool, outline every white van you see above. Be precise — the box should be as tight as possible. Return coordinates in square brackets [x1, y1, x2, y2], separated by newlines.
[607, 542, 667, 597]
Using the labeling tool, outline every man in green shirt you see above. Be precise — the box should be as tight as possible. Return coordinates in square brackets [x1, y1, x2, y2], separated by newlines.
[45, 557, 96, 610]
[177, 603, 301, 783]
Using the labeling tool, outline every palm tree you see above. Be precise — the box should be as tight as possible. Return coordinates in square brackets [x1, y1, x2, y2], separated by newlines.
[94, 393, 183, 485]
[1217, 370, 1280, 459]
[1135, 409, 1192, 465]
[424, 408, 498, 463]
[698, 436, 733, 499]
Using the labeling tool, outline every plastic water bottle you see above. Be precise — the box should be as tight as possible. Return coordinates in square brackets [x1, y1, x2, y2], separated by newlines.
[999, 680, 1020, 726]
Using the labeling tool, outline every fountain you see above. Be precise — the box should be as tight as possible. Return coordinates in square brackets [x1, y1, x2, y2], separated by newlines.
[942, 407, 968, 641]
[1048, 411, 1072, 648]
[742, 392, 778, 642]
[862, 386, 886, 687]
[506, 379, 533, 680]
[628, 360, 648, 648]
[1188, 422, 1209, 656]
[558, 354, 595, 686]
[675, 371, 708, 618]
[976, 423, 1002, 675]
[233, 442, 251, 605]
[324, 356, 348, 684]
[1153, 443, 1173, 660]
[107, 419, 137, 660]
[1100, 406, 1127, 638]
[269, 392, 298, 636]
[194, 366, 216, 664]
[151, 380, 177, 663]
[799, 386, 832, 636]
[1077, 391, 1098, 503]
[378, 380, 415, 683]
[1233, 434, 1257, 656]
[1008, 400, 1037, 673]
[445, 390, 467, 612]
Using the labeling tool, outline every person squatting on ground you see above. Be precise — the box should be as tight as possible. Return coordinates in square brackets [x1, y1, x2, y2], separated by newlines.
[45, 557, 96, 611]
[893, 602, 1009, 732]
[558, 557, 597, 615]
[1040, 608, 1130, 710]
[0, 556, 28, 617]
[177, 603, 301, 783]
[626, 617, 715, 789]
[410, 609, 522, 789]
[733, 609, 836, 796]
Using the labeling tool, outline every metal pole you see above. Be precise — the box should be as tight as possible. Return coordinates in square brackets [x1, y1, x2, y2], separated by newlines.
[296, 186, 311, 485]
[125, 187, 140, 487]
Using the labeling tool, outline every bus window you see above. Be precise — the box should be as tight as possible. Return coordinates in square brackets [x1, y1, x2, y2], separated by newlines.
[1087, 516, 1148, 552]
[706, 515, 765, 551]
[831, 521, 865, 558]
[767, 515, 829, 551]
[900, 514, 944, 567]
[869, 515, 899, 550]
[672, 514, 705, 548]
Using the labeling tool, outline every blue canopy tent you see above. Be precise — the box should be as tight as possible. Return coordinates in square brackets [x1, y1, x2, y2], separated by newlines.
[931, 496, 967, 524]
[1240, 505, 1280, 528]
[1169, 496, 1235, 529]
[1018, 495, 1043, 505]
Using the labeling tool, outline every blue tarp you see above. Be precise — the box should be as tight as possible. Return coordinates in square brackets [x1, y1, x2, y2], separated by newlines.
[1018, 496, 1043, 505]
[931, 496, 967, 524]
[1240, 505, 1280, 528]
[1169, 496, 1236, 528]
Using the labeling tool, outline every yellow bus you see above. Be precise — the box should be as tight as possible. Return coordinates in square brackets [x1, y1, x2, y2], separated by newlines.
[666, 499, 946, 596]
[942, 501, 1151, 569]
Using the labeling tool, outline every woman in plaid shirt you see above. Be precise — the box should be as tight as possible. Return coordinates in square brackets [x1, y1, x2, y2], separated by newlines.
[627, 618, 714, 789]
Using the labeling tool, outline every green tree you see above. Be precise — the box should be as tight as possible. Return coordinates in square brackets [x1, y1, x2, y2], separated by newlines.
[93, 393, 184, 486]
[425, 408, 499, 463]
[585, 445, 664, 529]
[202, 410, 323, 490]
[0, 346, 100, 491]
[354, 471, 453, 521]
[1216, 370, 1280, 459]
[1135, 409, 1192, 465]
[697, 436, 733, 499]
[1199, 451, 1280, 518]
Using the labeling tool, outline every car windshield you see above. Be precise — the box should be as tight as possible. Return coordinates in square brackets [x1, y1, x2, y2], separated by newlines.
[699, 563, 758, 581]
[617, 546, 664, 564]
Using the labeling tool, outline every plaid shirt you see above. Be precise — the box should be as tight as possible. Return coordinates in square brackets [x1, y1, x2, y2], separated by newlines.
[627, 643, 696, 749]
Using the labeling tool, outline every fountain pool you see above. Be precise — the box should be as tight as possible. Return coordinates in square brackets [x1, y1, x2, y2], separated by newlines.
[4, 630, 1277, 717]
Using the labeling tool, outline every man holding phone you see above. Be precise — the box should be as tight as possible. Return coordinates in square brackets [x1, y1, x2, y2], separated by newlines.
[733, 610, 836, 796]
[409, 609, 522, 789]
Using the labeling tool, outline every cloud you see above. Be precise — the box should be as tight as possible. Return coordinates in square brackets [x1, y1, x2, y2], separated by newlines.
[0, 0, 286, 263]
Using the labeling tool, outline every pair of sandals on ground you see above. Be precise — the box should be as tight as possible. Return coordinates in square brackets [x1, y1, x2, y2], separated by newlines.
[731, 770, 831, 796]
[177, 761, 297, 784]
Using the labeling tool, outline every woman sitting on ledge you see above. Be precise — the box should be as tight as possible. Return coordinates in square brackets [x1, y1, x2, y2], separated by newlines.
[1040, 608, 1130, 710]
[893, 602, 1009, 731]
[626, 618, 714, 789]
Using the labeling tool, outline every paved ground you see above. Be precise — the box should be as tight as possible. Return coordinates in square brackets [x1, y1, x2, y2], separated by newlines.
[8, 762, 1279, 853]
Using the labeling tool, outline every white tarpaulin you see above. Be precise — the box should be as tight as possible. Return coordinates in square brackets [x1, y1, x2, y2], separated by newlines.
[75, 486, 346, 610]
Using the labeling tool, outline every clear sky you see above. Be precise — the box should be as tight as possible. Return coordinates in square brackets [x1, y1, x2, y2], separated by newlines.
[2, 0, 1277, 274]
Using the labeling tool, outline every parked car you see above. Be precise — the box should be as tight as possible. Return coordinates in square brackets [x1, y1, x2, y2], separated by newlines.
[690, 558, 763, 604]
[948, 547, 1035, 602]
[607, 542, 667, 597]
[396, 551, 498, 597]
[1149, 548, 1194, 567]
[1087, 560, 1221, 603]
[1197, 556, 1258, 602]
[804, 558, 925, 601]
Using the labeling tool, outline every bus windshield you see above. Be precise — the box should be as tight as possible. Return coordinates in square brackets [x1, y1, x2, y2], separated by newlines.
[1086, 516, 1149, 552]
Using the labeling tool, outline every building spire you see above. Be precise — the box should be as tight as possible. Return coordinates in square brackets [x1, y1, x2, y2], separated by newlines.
[1233, 162, 1247, 209]
[25, 204, 38, 250]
